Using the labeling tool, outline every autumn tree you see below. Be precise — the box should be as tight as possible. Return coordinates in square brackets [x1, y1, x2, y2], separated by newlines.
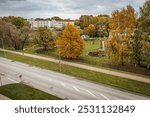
[79, 15, 109, 30]
[106, 5, 137, 65]
[96, 22, 109, 37]
[96, 15, 109, 37]
[2, 16, 28, 29]
[56, 24, 84, 59]
[79, 15, 95, 29]
[34, 27, 55, 50]
[86, 24, 96, 37]
[106, 33, 130, 65]
[0, 21, 11, 48]
[0, 16, 30, 50]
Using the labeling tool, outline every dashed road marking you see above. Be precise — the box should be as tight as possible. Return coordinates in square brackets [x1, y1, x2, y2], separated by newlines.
[86, 90, 97, 98]
[73, 86, 80, 92]
[100, 94, 110, 100]
[6, 77, 19, 83]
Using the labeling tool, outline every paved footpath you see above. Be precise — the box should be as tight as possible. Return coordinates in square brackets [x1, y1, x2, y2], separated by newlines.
[0, 94, 10, 100]
[0, 48, 150, 84]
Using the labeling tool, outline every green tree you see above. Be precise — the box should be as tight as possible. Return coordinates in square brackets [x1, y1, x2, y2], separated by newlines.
[56, 24, 84, 59]
[0, 21, 11, 48]
[51, 16, 62, 21]
[138, 0, 150, 69]
[131, 29, 143, 66]
[2, 16, 28, 29]
[96, 22, 109, 37]
[1, 16, 30, 50]
[96, 15, 109, 37]
[35, 27, 55, 50]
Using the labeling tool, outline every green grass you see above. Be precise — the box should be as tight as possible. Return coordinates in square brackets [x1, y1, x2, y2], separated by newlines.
[18, 38, 149, 76]
[0, 83, 62, 100]
[20, 39, 109, 67]
[0, 51, 150, 97]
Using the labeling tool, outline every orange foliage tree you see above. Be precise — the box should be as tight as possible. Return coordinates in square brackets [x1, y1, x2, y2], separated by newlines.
[106, 5, 137, 65]
[56, 24, 84, 59]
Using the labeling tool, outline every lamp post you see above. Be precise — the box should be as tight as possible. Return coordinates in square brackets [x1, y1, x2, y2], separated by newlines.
[0, 76, 2, 86]
[1, 38, 6, 57]
[57, 45, 62, 72]
[0, 73, 5, 86]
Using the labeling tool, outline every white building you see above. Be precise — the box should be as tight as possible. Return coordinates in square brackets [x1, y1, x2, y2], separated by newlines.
[51, 20, 74, 29]
[28, 19, 51, 29]
[28, 19, 74, 30]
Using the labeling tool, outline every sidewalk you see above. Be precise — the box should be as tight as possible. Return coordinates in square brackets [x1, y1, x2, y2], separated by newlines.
[0, 48, 150, 84]
[0, 94, 10, 100]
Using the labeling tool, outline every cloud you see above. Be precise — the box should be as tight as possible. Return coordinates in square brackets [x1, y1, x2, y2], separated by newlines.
[0, 0, 146, 19]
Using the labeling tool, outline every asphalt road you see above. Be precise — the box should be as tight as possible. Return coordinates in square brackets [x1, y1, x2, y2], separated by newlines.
[0, 57, 149, 100]
[0, 48, 149, 84]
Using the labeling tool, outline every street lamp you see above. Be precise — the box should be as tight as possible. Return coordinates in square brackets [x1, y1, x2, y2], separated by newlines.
[1, 38, 6, 57]
[0, 73, 5, 86]
[57, 45, 62, 72]
[0, 76, 2, 86]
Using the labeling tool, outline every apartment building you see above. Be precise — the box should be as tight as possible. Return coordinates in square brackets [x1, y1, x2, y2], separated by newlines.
[28, 18, 74, 30]
[28, 19, 51, 29]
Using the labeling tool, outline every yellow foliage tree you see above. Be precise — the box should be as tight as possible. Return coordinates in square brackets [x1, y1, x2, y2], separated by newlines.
[106, 32, 130, 65]
[109, 5, 136, 33]
[106, 5, 137, 65]
[56, 24, 84, 59]
[98, 16, 109, 23]
[87, 24, 96, 37]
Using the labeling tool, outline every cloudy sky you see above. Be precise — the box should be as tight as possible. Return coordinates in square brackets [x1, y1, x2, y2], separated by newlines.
[0, 0, 146, 19]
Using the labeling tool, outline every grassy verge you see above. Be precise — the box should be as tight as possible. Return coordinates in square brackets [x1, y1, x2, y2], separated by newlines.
[0, 51, 150, 97]
[15, 40, 150, 77]
[0, 83, 61, 100]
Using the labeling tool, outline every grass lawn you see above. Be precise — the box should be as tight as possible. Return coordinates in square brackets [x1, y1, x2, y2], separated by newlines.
[20, 38, 109, 67]
[0, 83, 61, 100]
[15, 38, 149, 76]
[0, 51, 150, 97]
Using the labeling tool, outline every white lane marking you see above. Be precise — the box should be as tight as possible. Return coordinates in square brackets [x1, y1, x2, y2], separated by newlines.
[100, 94, 110, 100]
[86, 90, 97, 98]
[73, 86, 80, 92]
[5, 77, 19, 83]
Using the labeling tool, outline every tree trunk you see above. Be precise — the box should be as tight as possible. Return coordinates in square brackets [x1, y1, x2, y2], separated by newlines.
[22, 34, 28, 50]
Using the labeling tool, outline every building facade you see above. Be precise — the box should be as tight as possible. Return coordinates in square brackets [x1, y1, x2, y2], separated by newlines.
[28, 19, 74, 30]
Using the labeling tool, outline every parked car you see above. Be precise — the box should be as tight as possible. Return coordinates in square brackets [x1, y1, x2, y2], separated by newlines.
[81, 35, 90, 40]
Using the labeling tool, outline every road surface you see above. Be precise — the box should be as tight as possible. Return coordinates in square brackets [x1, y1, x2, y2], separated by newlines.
[0, 48, 149, 84]
[0, 57, 149, 100]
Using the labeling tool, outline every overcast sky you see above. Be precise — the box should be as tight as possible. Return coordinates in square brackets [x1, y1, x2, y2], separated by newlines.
[0, 0, 146, 19]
